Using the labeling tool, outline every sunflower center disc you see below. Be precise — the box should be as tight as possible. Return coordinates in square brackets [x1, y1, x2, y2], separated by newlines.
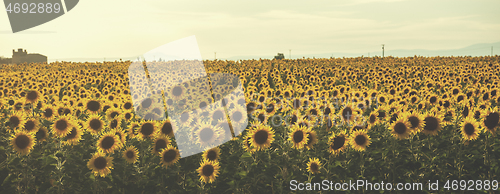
[232, 111, 243, 122]
[87, 101, 100, 111]
[293, 131, 304, 143]
[141, 98, 152, 109]
[464, 123, 475, 135]
[55, 120, 68, 131]
[355, 135, 366, 145]
[202, 165, 214, 176]
[171, 86, 183, 97]
[342, 107, 352, 120]
[200, 128, 214, 142]
[394, 122, 407, 134]
[27, 91, 38, 101]
[485, 113, 499, 129]
[15, 135, 30, 149]
[310, 163, 318, 172]
[207, 151, 217, 161]
[332, 136, 345, 150]
[162, 123, 173, 135]
[163, 150, 176, 162]
[44, 109, 53, 118]
[155, 140, 167, 152]
[408, 116, 420, 128]
[90, 119, 102, 131]
[101, 136, 115, 149]
[9, 116, 20, 127]
[424, 117, 438, 131]
[66, 128, 77, 139]
[369, 115, 377, 123]
[126, 151, 134, 159]
[254, 130, 268, 145]
[141, 123, 154, 136]
[94, 157, 107, 169]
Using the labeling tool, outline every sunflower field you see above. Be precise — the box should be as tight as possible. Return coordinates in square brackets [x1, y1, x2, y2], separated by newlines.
[0, 56, 499, 193]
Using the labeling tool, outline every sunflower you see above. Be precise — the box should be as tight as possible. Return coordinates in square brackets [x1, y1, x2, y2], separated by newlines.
[328, 130, 348, 156]
[160, 145, 180, 168]
[10, 130, 36, 155]
[152, 136, 171, 155]
[442, 109, 456, 125]
[6, 111, 26, 131]
[85, 114, 105, 135]
[461, 104, 471, 118]
[481, 107, 499, 134]
[252, 109, 268, 124]
[63, 125, 83, 146]
[366, 111, 379, 128]
[123, 145, 139, 163]
[20, 117, 38, 134]
[127, 121, 140, 139]
[390, 116, 411, 140]
[427, 94, 439, 106]
[105, 107, 122, 121]
[169, 85, 186, 100]
[87, 152, 113, 178]
[249, 124, 275, 151]
[137, 121, 158, 140]
[112, 128, 127, 145]
[85, 99, 102, 113]
[460, 116, 481, 141]
[159, 119, 176, 138]
[349, 129, 371, 151]
[178, 111, 194, 126]
[306, 158, 321, 174]
[422, 109, 444, 136]
[228, 105, 247, 133]
[289, 125, 309, 149]
[304, 130, 318, 150]
[195, 122, 224, 147]
[242, 135, 256, 153]
[25, 90, 41, 103]
[404, 111, 425, 134]
[264, 101, 277, 116]
[51, 115, 76, 138]
[202, 147, 221, 162]
[197, 159, 221, 184]
[41, 105, 56, 120]
[97, 131, 122, 154]
[122, 145, 139, 163]
[473, 108, 482, 120]
[108, 117, 121, 130]
[35, 127, 49, 142]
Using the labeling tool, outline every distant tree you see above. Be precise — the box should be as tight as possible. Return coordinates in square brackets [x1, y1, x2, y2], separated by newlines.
[274, 53, 285, 60]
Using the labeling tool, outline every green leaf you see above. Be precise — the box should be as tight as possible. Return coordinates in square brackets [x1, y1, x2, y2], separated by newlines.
[2, 174, 11, 186]
[241, 152, 252, 163]
[237, 171, 247, 178]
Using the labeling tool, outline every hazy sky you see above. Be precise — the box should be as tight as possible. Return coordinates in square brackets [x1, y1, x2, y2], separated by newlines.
[1, 0, 499, 61]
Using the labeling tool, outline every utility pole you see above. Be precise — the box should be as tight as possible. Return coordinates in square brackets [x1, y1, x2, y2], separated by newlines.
[492, 46, 493, 56]
[381, 44, 385, 57]
[215, 52, 216, 60]
[289, 49, 291, 59]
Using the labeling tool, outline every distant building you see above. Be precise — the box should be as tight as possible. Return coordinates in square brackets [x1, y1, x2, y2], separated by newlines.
[11, 48, 47, 64]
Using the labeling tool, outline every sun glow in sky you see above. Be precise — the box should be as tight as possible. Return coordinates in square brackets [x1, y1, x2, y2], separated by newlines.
[1, 0, 499, 61]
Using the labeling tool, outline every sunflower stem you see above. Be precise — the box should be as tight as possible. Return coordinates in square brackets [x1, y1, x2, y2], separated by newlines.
[485, 133, 491, 181]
